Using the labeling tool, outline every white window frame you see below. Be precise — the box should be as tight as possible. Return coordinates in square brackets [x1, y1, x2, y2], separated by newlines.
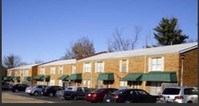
[49, 80, 55, 86]
[50, 66, 56, 74]
[40, 67, 45, 74]
[119, 59, 129, 72]
[15, 71, 18, 76]
[59, 80, 62, 87]
[72, 65, 76, 74]
[20, 70, 23, 76]
[95, 61, 104, 72]
[24, 70, 29, 76]
[83, 62, 91, 73]
[120, 81, 128, 87]
[58, 66, 63, 74]
[149, 57, 164, 72]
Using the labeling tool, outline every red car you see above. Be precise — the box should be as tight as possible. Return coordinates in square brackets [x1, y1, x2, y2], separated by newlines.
[86, 88, 118, 103]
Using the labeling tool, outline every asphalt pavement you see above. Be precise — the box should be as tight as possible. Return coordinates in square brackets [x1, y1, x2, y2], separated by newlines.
[2, 90, 88, 103]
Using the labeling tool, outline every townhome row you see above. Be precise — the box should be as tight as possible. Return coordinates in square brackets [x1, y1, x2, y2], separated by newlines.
[5, 42, 198, 95]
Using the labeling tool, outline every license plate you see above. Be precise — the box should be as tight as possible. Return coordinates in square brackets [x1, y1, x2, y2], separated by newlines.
[106, 99, 110, 102]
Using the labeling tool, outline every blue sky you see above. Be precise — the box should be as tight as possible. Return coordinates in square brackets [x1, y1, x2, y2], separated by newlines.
[2, 0, 198, 63]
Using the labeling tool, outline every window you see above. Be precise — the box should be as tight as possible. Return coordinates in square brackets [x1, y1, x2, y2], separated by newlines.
[149, 57, 164, 71]
[24, 70, 29, 76]
[72, 65, 76, 74]
[184, 88, 198, 95]
[40, 67, 45, 74]
[15, 71, 18, 76]
[119, 59, 128, 72]
[50, 66, 56, 74]
[58, 66, 63, 74]
[120, 81, 127, 87]
[95, 61, 104, 72]
[20, 71, 23, 76]
[83, 63, 91, 72]
[136, 90, 149, 95]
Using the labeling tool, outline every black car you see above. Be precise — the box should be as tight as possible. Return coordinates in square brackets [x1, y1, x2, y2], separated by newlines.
[63, 86, 90, 100]
[2, 81, 10, 90]
[11, 84, 29, 92]
[103, 89, 158, 103]
[42, 86, 63, 97]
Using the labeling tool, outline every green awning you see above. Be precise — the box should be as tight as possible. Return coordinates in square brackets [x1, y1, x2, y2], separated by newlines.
[122, 73, 142, 81]
[13, 76, 20, 81]
[34, 75, 44, 80]
[41, 75, 50, 81]
[24, 77, 31, 81]
[97, 73, 114, 81]
[3, 76, 13, 81]
[58, 75, 69, 80]
[142, 71, 177, 82]
[69, 74, 82, 80]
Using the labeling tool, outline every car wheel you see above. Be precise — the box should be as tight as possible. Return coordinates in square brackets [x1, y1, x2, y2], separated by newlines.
[125, 100, 131, 103]
[72, 95, 77, 100]
[15, 89, 18, 92]
[49, 93, 54, 97]
[33, 91, 39, 96]
[188, 101, 193, 103]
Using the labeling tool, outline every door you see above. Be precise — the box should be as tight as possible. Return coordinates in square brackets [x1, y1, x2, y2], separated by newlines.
[150, 82, 162, 95]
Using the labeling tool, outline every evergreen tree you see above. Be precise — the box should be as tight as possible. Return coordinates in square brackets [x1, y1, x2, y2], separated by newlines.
[154, 17, 188, 45]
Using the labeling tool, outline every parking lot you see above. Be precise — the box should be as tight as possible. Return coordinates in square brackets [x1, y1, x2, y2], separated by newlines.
[2, 90, 88, 103]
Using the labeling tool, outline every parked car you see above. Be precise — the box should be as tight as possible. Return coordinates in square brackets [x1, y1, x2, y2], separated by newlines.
[11, 84, 29, 92]
[103, 89, 158, 103]
[42, 85, 63, 97]
[63, 86, 90, 100]
[56, 86, 75, 99]
[159, 87, 198, 103]
[2, 81, 10, 90]
[86, 88, 118, 103]
[25, 85, 47, 96]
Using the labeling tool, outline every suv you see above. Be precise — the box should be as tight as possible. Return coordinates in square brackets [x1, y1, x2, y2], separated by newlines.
[63, 86, 90, 100]
[160, 87, 198, 103]
[12, 84, 29, 92]
[42, 86, 63, 97]
[25, 85, 47, 96]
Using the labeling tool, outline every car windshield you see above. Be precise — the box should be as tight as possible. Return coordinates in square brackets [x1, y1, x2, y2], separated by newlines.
[65, 87, 74, 91]
[112, 89, 126, 94]
[162, 88, 180, 95]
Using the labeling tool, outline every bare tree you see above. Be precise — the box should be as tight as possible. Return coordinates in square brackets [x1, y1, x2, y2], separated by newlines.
[108, 27, 142, 52]
[3, 54, 23, 68]
[62, 36, 95, 59]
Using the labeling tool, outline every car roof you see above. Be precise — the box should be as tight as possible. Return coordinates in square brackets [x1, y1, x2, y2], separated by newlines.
[164, 86, 196, 89]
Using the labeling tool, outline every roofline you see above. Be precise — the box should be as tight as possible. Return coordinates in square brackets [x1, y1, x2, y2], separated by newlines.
[179, 45, 198, 54]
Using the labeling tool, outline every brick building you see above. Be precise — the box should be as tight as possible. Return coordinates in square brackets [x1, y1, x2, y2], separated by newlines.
[34, 59, 76, 88]
[76, 42, 198, 95]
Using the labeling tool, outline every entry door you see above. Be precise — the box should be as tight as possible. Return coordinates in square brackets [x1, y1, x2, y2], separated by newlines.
[150, 82, 161, 95]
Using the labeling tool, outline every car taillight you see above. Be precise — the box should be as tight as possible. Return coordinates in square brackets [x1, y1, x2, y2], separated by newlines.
[92, 93, 97, 97]
[175, 96, 184, 99]
[112, 94, 119, 99]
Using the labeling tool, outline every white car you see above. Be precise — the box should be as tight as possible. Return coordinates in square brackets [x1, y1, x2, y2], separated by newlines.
[160, 87, 198, 103]
[25, 85, 47, 96]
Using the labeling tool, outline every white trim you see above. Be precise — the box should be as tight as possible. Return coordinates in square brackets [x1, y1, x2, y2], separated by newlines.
[83, 62, 91, 73]
[179, 45, 198, 53]
[95, 61, 104, 72]
[119, 59, 128, 72]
